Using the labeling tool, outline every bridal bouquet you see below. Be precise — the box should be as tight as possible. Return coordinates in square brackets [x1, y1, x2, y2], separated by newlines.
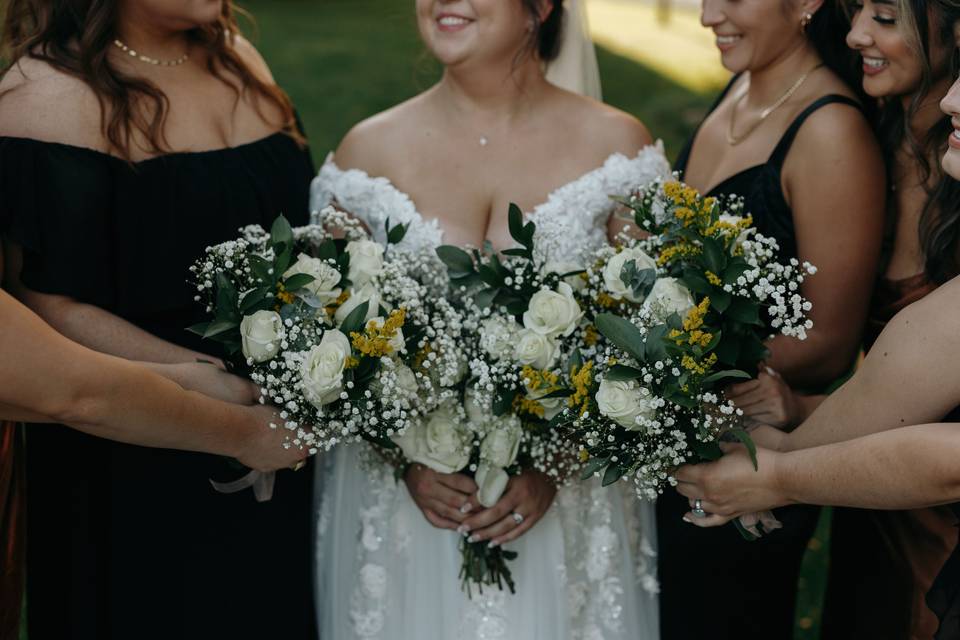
[429, 205, 595, 594]
[188, 209, 468, 455]
[561, 180, 815, 534]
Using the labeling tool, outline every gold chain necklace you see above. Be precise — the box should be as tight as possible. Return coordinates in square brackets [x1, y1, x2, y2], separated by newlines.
[726, 63, 824, 146]
[113, 39, 189, 67]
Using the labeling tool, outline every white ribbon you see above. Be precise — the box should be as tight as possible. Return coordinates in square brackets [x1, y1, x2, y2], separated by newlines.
[210, 469, 276, 502]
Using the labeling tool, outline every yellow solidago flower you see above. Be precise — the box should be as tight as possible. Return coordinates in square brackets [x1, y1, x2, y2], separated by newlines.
[681, 352, 718, 375]
[595, 292, 620, 309]
[276, 282, 296, 306]
[413, 342, 434, 371]
[583, 325, 599, 347]
[351, 308, 407, 358]
[515, 395, 546, 418]
[325, 289, 351, 317]
[657, 242, 701, 266]
[344, 356, 360, 370]
[705, 271, 722, 286]
[579, 448, 590, 463]
[687, 329, 713, 348]
[682, 297, 711, 332]
[568, 361, 594, 416]
[664, 181, 684, 204]
[521, 366, 560, 391]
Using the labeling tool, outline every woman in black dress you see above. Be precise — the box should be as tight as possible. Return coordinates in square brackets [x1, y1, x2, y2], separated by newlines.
[658, 0, 886, 637]
[0, 1, 316, 638]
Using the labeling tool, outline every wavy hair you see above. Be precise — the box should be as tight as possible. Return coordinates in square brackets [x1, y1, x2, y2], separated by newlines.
[877, 0, 960, 282]
[0, 0, 301, 160]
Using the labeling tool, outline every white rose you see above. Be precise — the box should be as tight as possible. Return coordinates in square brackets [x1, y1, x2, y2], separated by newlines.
[479, 316, 518, 361]
[334, 283, 382, 325]
[603, 247, 658, 302]
[480, 416, 522, 467]
[300, 329, 352, 408]
[642, 277, 696, 322]
[346, 240, 385, 286]
[393, 402, 471, 474]
[283, 253, 342, 305]
[522, 282, 582, 338]
[366, 316, 406, 354]
[475, 462, 511, 508]
[595, 378, 657, 430]
[514, 329, 560, 370]
[239, 310, 283, 363]
[544, 259, 587, 292]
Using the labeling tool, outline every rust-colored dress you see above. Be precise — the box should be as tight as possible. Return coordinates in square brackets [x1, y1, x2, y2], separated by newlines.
[822, 274, 960, 640]
[0, 421, 26, 640]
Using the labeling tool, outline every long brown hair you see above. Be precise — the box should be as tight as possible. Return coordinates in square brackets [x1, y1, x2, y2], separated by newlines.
[0, 0, 301, 160]
[877, 0, 960, 283]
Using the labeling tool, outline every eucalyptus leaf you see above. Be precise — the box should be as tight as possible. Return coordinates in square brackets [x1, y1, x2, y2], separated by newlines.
[601, 463, 623, 487]
[580, 455, 610, 480]
[283, 273, 316, 291]
[436, 245, 475, 277]
[595, 313, 646, 362]
[339, 301, 371, 336]
[270, 215, 294, 249]
[473, 287, 499, 309]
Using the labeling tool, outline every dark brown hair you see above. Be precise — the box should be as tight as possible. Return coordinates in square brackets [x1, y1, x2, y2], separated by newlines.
[521, 0, 564, 62]
[0, 0, 301, 160]
[875, 0, 960, 282]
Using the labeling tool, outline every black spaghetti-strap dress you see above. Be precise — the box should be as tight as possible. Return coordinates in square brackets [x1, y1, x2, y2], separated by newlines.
[657, 79, 864, 640]
[0, 132, 317, 640]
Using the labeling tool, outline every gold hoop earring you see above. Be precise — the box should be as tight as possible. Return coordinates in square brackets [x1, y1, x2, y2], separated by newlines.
[800, 12, 813, 32]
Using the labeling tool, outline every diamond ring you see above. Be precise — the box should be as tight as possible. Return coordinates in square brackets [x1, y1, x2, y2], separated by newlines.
[692, 498, 707, 518]
[512, 511, 524, 525]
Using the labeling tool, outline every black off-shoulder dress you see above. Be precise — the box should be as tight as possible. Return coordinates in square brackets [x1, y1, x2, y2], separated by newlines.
[0, 132, 317, 640]
[658, 77, 863, 640]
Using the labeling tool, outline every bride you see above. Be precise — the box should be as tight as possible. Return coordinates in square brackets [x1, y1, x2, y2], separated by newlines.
[312, 1, 669, 638]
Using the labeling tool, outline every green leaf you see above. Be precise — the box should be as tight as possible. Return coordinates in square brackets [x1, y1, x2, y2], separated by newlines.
[387, 220, 409, 245]
[507, 203, 525, 245]
[248, 254, 273, 283]
[537, 389, 573, 400]
[727, 298, 762, 325]
[702, 237, 727, 275]
[187, 322, 210, 337]
[701, 369, 752, 385]
[605, 364, 644, 382]
[644, 324, 670, 361]
[492, 388, 516, 416]
[203, 320, 238, 339]
[316, 239, 338, 261]
[567, 348, 584, 372]
[215, 272, 240, 317]
[691, 439, 723, 461]
[270, 215, 294, 249]
[729, 428, 759, 470]
[595, 313, 646, 362]
[283, 273, 316, 291]
[500, 248, 530, 258]
[724, 258, 753, 283]
[681, 271, 713, 295]
[478, 265, 501, 287]
[711, 290, 732, 313]
[436, 245, 475, 277]
[580, 455, 610, 480]
[714, 334, 742, 366]
[601, 462, 623, 487]
[338, 301, 370, 336]
[473, 287, 499, 309]
[240, 285, 273, 312]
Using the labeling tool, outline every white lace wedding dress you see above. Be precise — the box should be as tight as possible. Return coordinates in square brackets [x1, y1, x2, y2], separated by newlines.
[311, 145, 671, 640]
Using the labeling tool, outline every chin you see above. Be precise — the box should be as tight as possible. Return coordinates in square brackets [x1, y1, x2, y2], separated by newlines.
[718, 51, 750, 75]
[942, 148, 960, 181]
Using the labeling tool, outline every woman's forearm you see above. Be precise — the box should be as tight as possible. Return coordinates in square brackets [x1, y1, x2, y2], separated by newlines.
[777, 422, 960, 510]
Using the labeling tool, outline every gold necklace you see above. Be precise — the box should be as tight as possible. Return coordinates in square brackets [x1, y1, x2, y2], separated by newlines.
[726, 63, 824, 146]
[113, 38, 189, 67]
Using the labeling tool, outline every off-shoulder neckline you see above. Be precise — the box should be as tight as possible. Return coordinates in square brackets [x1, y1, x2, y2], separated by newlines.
[321, 144, 665, 224]
[0, 130, 293, 165]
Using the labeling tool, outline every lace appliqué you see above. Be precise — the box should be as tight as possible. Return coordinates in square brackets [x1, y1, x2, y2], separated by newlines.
[528, 143, 670, 267]
[311, 153, 444, 251]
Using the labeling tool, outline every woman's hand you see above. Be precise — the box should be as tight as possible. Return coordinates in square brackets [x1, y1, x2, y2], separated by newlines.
[155, 362, 259, 405]
[726, 367, 804, 430]
[404, 465, 481, 531]
[234, 404, 308, 472]
[460, 469, 557, 547]
[673, 444, 788, 527]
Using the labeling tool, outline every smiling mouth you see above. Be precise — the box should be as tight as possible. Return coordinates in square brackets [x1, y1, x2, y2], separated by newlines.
[716, 35, 742, 46]
[863, 56, 889, 70]
[437, 15, 472, 28]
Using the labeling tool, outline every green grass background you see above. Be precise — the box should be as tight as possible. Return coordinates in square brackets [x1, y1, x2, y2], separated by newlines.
[14, 0, 829, 637]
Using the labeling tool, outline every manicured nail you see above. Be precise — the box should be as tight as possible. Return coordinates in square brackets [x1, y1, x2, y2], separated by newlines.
[457, 524, 470, 535]
[488, 541, 499, 549]
[682, 515, 693, 524]
[460, 503, 473, 514]
[468, 535, 479, 543]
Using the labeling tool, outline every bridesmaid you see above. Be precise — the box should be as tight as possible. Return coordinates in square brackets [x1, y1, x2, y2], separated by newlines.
[658, 0, 886, 637]
[725, 0, 960, 635]
[0, 1, 316, 638]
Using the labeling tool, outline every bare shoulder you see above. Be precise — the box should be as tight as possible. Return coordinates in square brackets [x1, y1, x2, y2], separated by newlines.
[560, 92, 653, 157]
[334, 94, 429, 175]
[0, 57, 104, 148]
[231, 34, 275, 84]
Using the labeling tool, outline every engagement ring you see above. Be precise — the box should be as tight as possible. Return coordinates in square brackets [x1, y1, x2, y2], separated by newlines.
[512, 511, 524, 525]
[692, 498, 706, 518]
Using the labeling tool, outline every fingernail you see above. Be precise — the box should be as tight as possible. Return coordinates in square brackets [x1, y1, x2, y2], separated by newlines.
[488, 541, 499, 549]
[468, 535, 479, 543]
[457, 524, 470, 535]
[682, 516, 693, 524]
[460, 503, 473, 514]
